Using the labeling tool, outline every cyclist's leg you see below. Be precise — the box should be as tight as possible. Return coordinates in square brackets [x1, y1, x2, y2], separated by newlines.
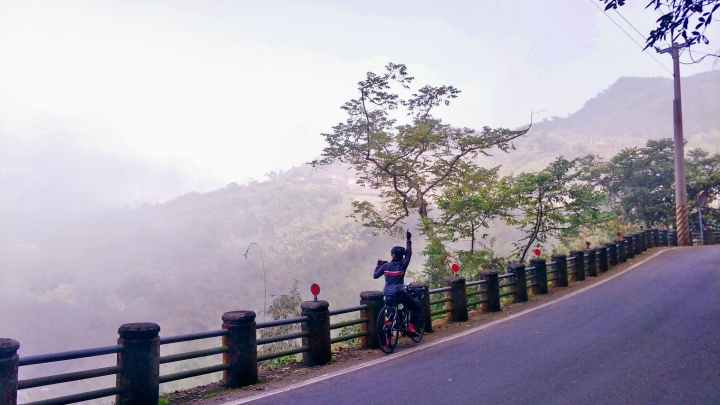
[397, 290, 421, 326]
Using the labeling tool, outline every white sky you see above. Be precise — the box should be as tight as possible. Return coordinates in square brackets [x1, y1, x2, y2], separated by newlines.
[1, 0, 718, 187]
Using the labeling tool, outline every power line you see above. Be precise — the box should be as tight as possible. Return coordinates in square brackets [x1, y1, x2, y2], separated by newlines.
[613, 9, 647, 41]
[587, 0, 673, 75]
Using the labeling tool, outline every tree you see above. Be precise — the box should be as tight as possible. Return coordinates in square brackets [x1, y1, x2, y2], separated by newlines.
[582, 139, 676, 226]
[434, 165, 514, 254]
[601, 0, 720, 53]
[686, 148, 720, 227]
[511, 157, 610, 262]
[257, 279, 303, 369]
[578, 139, 720, 228]
[310, 63, 531, 235]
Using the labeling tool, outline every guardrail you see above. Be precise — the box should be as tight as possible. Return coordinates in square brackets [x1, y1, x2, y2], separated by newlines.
[0, 227, 691, 405]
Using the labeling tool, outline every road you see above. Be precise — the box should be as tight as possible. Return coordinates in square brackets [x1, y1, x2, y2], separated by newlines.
[233, 247, 720, 404]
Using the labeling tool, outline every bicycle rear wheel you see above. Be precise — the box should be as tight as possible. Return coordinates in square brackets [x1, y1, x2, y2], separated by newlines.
[377, 306, 399, 354]
[409, 307, 425, 343]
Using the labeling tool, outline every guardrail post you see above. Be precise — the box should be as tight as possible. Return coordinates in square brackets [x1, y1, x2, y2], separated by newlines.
[359, 291, 384, 348]
[584, 249, 597, 277]
[445, 276, 468, 322]
[410, 283, 432, 333]
[702, 228, 714, 245]
[551, 254, 568, 287]
[301, 301, 331, 367]
[669, 230, 678, 246]
[615, 239, 627, 263]
[480, 271, 500, 312]
[660, 229, 668, 246]
[528, 258, 548, 295]
[570, 250, 585, 281]
[632, 233, 641, 255]
[116, 323, 160, 405]
[605, 243, 617, 267]
[623, 236, 635, 259]
[651, 229, 660, 247]
[596, 246, 608, 273]
[0, 339, 19, 405]
[222, 311, 257, 387]
[507, 264, 528, 302]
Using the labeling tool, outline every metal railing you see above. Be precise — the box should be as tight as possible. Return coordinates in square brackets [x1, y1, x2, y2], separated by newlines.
[15, 303, 372, 405]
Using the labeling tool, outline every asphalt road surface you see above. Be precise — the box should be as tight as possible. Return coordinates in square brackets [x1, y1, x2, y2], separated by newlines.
[235, 247, 720, 405]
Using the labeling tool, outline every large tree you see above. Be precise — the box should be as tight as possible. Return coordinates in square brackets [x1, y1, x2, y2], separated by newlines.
[511, 157, 610, 262]
[310, 63, 530, 235]
[601, 0, 720, 53]
[579, 139, 720, 228]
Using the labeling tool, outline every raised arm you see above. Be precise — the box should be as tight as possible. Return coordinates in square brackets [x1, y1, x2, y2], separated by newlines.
[401, 230, 412, 270]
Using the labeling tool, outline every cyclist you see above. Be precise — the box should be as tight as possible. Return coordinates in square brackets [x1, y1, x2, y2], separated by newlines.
[373, 229, 421, 335]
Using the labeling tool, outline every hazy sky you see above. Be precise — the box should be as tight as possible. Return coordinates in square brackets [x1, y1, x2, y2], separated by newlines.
[1, 0, 718, 188]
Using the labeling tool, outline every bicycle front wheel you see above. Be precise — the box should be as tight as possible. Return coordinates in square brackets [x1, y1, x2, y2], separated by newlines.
[376, 306, 399, 354]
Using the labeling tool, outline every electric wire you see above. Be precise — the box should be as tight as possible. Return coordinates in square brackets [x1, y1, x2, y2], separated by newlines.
[587, 0, 673, 75]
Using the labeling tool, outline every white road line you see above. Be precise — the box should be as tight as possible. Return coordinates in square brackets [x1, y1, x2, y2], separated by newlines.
[221, 248, 671, 405]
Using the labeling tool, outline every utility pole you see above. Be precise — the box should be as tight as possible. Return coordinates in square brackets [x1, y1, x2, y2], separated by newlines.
[659, 42, 692, 246]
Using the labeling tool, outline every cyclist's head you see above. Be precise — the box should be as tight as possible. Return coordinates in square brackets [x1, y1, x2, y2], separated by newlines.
[390, 246, 405, 260]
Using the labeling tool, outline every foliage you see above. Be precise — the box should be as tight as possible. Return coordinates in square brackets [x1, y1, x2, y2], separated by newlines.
[310, 63, 530, 235]
[419, 219, 452, 287]
[451, 240, 510, 280]
[336, 322, 361, 346]
[687, 148, 720, 227]
[582, 139, 676, 226]
[559, 219, 641, 250]
[577, 139, 720, 230]
[434, 165, 514, 254]
[510, 157, 611, 262]
[601, 0, 720, 52]
[257, 280, 303, 370]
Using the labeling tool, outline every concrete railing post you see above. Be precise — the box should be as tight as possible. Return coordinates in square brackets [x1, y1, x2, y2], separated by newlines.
[507, 264, 528, 303]
[615, 239, 627, 263]
[300, 301, 331, 367]
[632, 233, 641, 255]
[410, 283, 432, 333]
[0, 339, 19, 405]
[660, 229, 668, 246]
[528, 258, 548, 295]
[623, 236, 635, 259]
[584, 249, 597, 277]
[651, 229, 660, 247]
[445, 276, 468, 322]
[359, 291, 385, 348]
[481, 271, 500, 312]
[596, 246, 609, 273]
[551, 254, 568, 287]
[570, 250, 585, 281]
[702, 229, 714, 245]
[222, 311, 257, 387]
[116, 323, 160, 405]
[605, 243, 617, 267]
[669, 230, 678, 246]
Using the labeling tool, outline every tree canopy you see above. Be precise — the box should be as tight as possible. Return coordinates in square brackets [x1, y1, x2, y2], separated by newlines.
[310, 63, 530, 235]
[601, 0, 720, 53]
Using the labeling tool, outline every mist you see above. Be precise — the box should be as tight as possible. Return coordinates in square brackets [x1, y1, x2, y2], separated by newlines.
[1, 0, 719, 401]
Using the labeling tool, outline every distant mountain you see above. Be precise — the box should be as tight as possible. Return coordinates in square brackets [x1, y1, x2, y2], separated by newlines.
[488, 70, 720, 174]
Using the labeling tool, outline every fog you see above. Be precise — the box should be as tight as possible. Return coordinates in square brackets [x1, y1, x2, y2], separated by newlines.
[1, 0, 719, 401]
